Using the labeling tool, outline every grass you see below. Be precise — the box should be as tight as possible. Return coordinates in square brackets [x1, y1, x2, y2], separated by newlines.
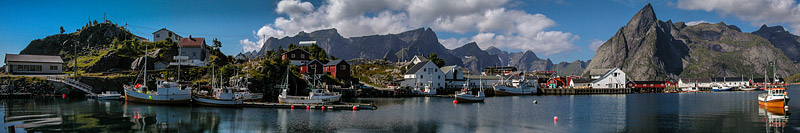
[787, 73, 800, 83]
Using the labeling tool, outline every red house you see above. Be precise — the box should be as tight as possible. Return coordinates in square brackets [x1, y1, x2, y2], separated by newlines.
[300, 60, 324, 74]
[324, 59, 350, 79]
[281, 48, 311, 65]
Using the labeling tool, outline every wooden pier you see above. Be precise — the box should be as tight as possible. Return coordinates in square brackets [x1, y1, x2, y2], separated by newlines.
[243, 102, 378, 110]
[540, 88, 632, 95]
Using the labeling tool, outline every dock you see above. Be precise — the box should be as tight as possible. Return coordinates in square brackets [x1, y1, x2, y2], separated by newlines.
[540, 88, 632, 95]
[243, 102, 378, 110]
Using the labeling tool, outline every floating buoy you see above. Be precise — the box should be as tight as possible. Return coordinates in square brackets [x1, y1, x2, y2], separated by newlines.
[353, 106, 358, 110]
[62, 94, 66, 98]
[148, 96, 152, 99]
[785, 106, 789, 109]
[533, 100, 538, 104]
[453, 100, 458, 104]
[291, 105, 295, 109]
[306, 106, 310, 109]
[322, 106, 326, 110]
[554, 116, 558, 121]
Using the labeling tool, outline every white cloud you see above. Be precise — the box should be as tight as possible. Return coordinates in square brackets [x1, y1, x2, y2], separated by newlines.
[589, 39, 605, 51]
[243, 0, 579, 56]
[677, 0, 800, 34]
[240, 39, 261, 52]
[685, 20, 709, 26]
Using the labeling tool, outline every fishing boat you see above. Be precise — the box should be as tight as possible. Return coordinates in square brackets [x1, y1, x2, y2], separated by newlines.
[95, 91, 122, 100]
[192, 65, 245, 107]
[123, 46, 192, 105]
[711, 84, 732, 91]
[681, 87, 699, 92]
[229, 76, 263, 102]
[455, 82, 485, 103]
[740, 87, 758, 91]
[412, 81, 437, 95]
[277, 69, 341, 104]
[758, 86, 789, 108]
[493, 75, 537, 96]
[193, 87, 244, 107]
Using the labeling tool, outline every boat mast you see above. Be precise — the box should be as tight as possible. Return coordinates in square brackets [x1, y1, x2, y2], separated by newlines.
[144, 43, 147, 86]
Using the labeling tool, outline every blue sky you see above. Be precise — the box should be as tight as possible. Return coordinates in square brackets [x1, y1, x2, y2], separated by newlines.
[2, 0, 797, 66]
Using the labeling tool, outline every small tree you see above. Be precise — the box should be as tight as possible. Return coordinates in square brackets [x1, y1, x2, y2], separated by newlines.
[427, 53, 445, 67]
[60, 26, 65, 34]
[212, 38, 222, 49]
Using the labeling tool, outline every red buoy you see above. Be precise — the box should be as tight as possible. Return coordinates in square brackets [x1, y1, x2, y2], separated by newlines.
[554, 116, 559, 121]
[353, 106, 358, 110]
[322, 106, 326, 110]
[453, 100, 458, 104]
[291, 105, 295, 109]
[306, 106, 310, 109]
[62, 94, 66, 98]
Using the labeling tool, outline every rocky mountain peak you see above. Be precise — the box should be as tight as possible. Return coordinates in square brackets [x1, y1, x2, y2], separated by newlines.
[757, 25, 787, 33]
[625, 3, 657, 34]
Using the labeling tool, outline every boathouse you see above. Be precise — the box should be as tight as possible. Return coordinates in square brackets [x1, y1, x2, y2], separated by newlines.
[441, 65, 467, 88]
[324, 59, 350, 79]
[401, 61, 445, 89]
[300, 59, 324, 75]
[4, 54, 64, 74]
[626, 81, 672, 89]
[282, 48, 311, 66]
[588, 68, 626, 88]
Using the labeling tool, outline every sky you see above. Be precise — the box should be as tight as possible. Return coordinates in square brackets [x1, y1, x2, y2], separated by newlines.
[3, 0, 800, 66]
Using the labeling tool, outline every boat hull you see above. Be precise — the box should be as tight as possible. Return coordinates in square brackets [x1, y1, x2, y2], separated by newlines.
[124, 89, 191, 105]
[455, 95, 485, 103]
[192, 97, 243, 107]
[759, 99, 788, 108]
[278, 95, 341, 104]
[493, 86, 536, 96]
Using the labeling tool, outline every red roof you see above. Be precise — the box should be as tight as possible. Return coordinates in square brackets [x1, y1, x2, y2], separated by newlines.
[178, 37, 205, 47]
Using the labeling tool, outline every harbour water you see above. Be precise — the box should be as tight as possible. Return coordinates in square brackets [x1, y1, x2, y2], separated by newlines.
[1, 85, 798, 132]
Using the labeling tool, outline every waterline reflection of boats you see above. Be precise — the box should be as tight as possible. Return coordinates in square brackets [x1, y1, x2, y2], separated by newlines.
[759, 106, 789, 132]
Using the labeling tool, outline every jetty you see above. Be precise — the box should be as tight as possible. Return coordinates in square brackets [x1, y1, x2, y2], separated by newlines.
[243, 102, 378, 110]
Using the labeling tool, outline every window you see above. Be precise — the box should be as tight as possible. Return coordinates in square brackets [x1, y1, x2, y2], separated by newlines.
[291, 54, 295, 58]
[50, 66, 58, 70]
[181, 52, 187, 56]
[156, 34, 160, 38]
[301, 54, 305, 58]
[340, 65, 346, 70]
[420, 75, 423, 79]
[613, 73, 618, 77]
[435, 69, 438, 72]
[438, 75, 440, 79]
[192, 52, 196, 56]
[424, 68, 427, 72]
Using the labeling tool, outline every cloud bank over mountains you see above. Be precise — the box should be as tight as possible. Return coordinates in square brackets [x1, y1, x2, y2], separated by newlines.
[677, 0, 800, 34]
[241, 0, 578, 55]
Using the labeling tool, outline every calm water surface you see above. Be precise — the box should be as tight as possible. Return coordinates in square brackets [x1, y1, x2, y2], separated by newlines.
[2, 85, 798, 132]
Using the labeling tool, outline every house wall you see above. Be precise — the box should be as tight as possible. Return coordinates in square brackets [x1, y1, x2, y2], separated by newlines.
[400, 62, 445, 89]
[590, 69, 626, 88]
[6, 62, 62, 74]
[179, 47, 205, 61]
[330, 63, 350, 78]
[153, 30, 181, 42]
[301, 62, 324, 74]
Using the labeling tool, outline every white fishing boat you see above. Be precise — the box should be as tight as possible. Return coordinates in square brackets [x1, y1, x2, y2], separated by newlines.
[493, 75, 537, 96]
[193, 87, 244, 107]
[681, 87, 699, 92]
[412, 81, 437, 95]
[711, 84, 731, 91]
[96, 91, 122, 100]
[277, 69, 341, 104]
[124, 45, 192, 105]
[455, 81, 485, 103]
[758, 86, 789, 108]
[230, 77, 263, 102]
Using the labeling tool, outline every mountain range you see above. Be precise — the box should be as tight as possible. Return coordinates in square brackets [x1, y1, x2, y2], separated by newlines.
[584, 3, 800, 80]
[254, 27, 588, 75]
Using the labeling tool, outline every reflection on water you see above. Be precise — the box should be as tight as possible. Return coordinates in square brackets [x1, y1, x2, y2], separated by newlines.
[0, 85, 798, 132]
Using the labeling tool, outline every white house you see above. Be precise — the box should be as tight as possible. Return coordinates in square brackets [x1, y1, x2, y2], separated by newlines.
[588, 68, 626, 88]
[152, 28, 183, 42]
[677, 78, 712, 88]
[170, 37, 208, 67]
[4, 54, 64, 74]
[441, 65, 466, 88]
[463, 75, 503, 89]
[401, 61, 445, 89]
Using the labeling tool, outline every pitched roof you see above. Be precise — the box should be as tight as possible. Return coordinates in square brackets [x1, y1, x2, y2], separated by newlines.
[680, 78, 712, 83]
[324, 59, 347, 66]
[412, 55, 428, 61]
[710, 77, 749, 82]
[153, 28, 170, 34]
[5, 54, 64, 63]
[303, 59, 322, 65]
[440, 65, 456, 72]
[589, 69, 613, 75]
[405, 61, 430, 74]
[283, 48, 310, 55]
[178, 37, 205, 47]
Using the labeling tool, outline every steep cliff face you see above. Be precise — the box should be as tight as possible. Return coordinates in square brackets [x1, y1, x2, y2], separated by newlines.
[585, 3, 799, 80]
[553, 60, 587, 76]
[21, 23, 136, 56]
[508, 51, 553, 72]
[449, 42, 502, 73]
[752, 25, 800, 63]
